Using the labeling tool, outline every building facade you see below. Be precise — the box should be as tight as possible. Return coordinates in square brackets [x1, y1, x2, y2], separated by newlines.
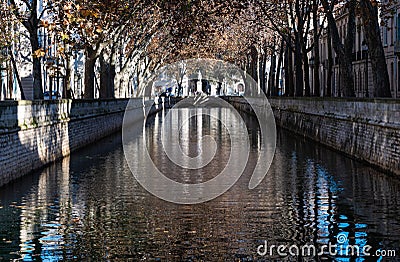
[381, 0, 400, 98]
[317, 2, 400, 98]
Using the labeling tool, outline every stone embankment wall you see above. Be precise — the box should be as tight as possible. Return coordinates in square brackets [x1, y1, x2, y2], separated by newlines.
[225, 97, 400, 176]
[0, 98, 156, 186]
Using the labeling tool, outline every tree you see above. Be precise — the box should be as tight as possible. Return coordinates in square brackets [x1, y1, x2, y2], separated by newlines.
[256, 0, 313, 97]
[359, 0, 392, 97]
[0, 2, 25, 99]
[165, 61, 187, 97]
[321, 0, 356, 97]
[326, 24, 334, 97]
[8, 0, 50, 99]
[312, 0, 321, 97]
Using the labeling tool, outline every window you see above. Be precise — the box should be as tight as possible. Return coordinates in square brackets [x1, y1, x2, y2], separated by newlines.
[354, 70, 357, 91]
[397, 15, 400, 44]
[391, 18, 394, 45]
[398, 61, 400, 92]
[383, 27, 388, 46]
[391, 62, 394, 91]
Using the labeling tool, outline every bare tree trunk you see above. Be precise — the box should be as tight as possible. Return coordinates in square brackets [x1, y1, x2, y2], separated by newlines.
[268, 53, 277, 96]
[109, 45, 116, 98]
[178, 83, 183, 96]
[342, 0, 356, 97]
[294, 32, 304, 96]
[99, 51, 110, 98]
[257, 53, 262, 94]
[30, 29, 43, 99]
[359, 0, 391, 97]
[321, 0, 356, 97]
[302, 47, 311, 96]
[300, 25, 311, 97]
[99, 47, 116, 99]
[9, 0, 43, 99]
[261, 53, 267, 94]
[275, 41, 284, 96]
[84, 47, 96, 99]
[250, 45, 258, 88]
[9, 49, 25, 99]
[313, 0, 321, 97]
[326, 25, 333, 97]
[63, 48, 73, 99]
[64, 61, 72, 99]
[285, 39, 294, 96]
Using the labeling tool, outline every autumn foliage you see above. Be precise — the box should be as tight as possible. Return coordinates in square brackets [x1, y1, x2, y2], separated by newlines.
[0, 0, 393, 98]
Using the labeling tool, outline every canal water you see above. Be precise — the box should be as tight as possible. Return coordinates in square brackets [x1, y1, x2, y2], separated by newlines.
[0, 108, 399, 261]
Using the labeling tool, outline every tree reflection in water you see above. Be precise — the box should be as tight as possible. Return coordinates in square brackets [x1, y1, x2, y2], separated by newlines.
[0, 109, 399, 261]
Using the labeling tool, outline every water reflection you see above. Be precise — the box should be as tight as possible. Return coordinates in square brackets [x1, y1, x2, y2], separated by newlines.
[0, 108, 399, 261]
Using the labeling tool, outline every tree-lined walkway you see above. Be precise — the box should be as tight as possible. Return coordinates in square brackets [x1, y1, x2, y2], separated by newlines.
[0, 0, 395, 100]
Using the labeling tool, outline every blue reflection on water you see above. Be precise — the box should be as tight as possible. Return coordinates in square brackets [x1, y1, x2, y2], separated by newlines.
[0, 110, 398, 261]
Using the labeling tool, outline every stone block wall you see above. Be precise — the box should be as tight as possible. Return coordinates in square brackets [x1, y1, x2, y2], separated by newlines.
[225, 97, 400, 176]
[0, 98, 154, 187]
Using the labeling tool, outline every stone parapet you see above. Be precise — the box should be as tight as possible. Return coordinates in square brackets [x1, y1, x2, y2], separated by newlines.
[225, 96, 400, 176]
[0, 98, 155, 187]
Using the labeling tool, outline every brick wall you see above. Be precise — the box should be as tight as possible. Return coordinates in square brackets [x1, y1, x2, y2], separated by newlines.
[225, 97, 400, 176]
[0, 98, 155, 186]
